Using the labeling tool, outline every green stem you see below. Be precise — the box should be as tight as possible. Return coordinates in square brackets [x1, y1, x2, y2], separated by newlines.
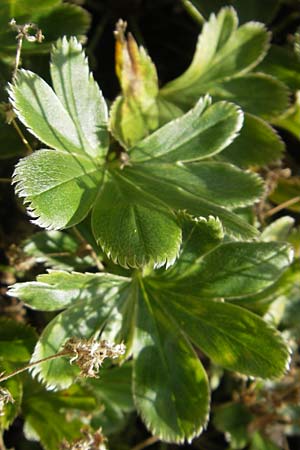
[0, 351, 69, 384]
[181, 0, 205, 25]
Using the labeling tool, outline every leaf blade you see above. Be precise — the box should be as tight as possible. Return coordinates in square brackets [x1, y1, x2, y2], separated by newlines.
[51, 36, 108, 159]
[13, 149, 103, 230]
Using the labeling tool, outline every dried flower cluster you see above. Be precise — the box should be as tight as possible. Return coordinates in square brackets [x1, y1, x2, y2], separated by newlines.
[9, 19, 44, 43]
[63, 337, 126, 378]
[60, 429, 107, 450]
[0, 387, 14, 416]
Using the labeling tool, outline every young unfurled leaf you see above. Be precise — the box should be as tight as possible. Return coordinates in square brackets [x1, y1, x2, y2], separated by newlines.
[110, 21, 159, 147]
[10, 37, 263, 268]
[11, 238, 292, 442]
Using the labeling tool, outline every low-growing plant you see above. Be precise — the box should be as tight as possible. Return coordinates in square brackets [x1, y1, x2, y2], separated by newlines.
[1, 2, 300, 449]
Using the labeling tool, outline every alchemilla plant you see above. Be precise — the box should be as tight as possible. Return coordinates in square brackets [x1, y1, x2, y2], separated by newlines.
[1, 2, 300, 449]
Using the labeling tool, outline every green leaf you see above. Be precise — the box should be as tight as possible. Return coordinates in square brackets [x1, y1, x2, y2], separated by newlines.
[272, 93, 300, 140]
[109, 30, 159, 147]
[51, 37, 108, 159]
[13, 149, 103, 229]
[133, 283, 210, 444]
[9, 71, 87, 154]
[0, 362, 23, 431]
[261, 217, 295, 242]
[129, 97, 244, 163]
[155, 242, 293, 297]
[220, 113, 284, 167]
[11, 37, 263, 267]
[34, 4, 90, 45]
[160, 215, 224, 280]
[162, 294, 290, 378]
[11, 239, 292, 441]
[9, 271, 129, 311]
[210, 73, 289, 120]
[9, 41, 108, 158]
[22, 230, 94, 270]
[257, 45, 300, 91]
[89, 363, 134, 412]
[0, 319, 37, 362]
[89, 363, 134, 434]
[0, 1, 90, 58]
[22, 379, 95, 450]
[213, 402, 253, 449]
[122, 161, 263, 238]
[161, 7, 270, 106]
[250, 432, 282, 450]
[29, 275, 131, 388]
[92, 176, 182, 268]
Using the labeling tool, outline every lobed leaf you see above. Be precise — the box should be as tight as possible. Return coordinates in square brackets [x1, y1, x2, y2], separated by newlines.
[161, 7, 270, 105]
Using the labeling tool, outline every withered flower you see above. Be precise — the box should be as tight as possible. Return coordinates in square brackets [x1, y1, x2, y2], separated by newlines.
[0, 387, 14, 416]
[60, 429, 107, 450]
[63, 337, 126, 378]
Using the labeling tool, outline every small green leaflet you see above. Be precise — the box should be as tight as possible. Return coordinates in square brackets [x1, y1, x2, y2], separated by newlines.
[9, 37, 263, 268]
[10, 232, 293, 443]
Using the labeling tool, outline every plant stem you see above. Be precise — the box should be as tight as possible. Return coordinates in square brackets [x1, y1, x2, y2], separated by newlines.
[265, 196, 300, 217]
[0, 351, 69, 384]
[89, 13, 109, 53]
[12, 36, 23, 83]
[11, 119, 33, 154]
[0, 178, 11, 183]
[181, 0, 205, 25]
[72, 227, 104, 271]
[131, 436, 159, 450]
